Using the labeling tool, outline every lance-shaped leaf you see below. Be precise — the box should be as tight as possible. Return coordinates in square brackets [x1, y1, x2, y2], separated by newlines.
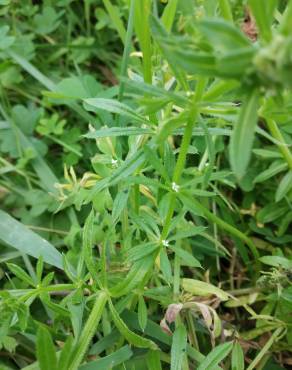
[230, 88, 259, 180]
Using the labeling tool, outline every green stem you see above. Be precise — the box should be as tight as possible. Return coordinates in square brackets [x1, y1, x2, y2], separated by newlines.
[280, 1, 292, 36]
[160, 79, 207, 240]
[265, 119, 292, 169]
[118, 0, 136, 102]
[160, 110, 197, 240]
[117, 0, 135, 238]
[68, 291, 108, 370]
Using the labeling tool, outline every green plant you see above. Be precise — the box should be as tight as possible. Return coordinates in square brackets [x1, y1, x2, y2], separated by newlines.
[0, 0, 292, 369]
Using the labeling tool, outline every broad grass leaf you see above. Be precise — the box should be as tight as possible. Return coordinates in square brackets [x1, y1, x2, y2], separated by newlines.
[230, 88, 259, 180]
[182, 278, 229, 301]
[275, 170, 292, 202]
[231, 342, 244, 370]
[8, 50, 93, 122]
[0, 210, 63, 269]
[36, 326, 57, 370]
[108, 299, 157, 349]
[170, 324, 187, 370]
[197, 342, 233, 370]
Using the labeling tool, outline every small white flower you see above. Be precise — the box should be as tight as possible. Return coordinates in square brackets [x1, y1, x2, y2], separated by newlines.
[172, 182, 180, 193]
[162, 239, 169, 247]
[111, 159, 118, 166]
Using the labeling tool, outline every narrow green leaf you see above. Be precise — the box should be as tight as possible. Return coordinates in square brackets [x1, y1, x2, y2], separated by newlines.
[112, 190, 129, 223]
[108, 299, 157, 349]
[197, 341, 233, 370]
[102, 0, 126, 43]
[168, 246, 202, 268]
[248, 0, 275, 42]
[138, 295, 148, 332]
[230, 89, 259, 180]
[80, 345, 133, 370]
[110, 255, 154, 297]
[170, 324, 187, 370]
[36, 256, 44, 283]
[85, 126, 153, 139]
[232, 342, 244, 370]
[58, 336, 73, 370]
[218, 0, 233, 22]
[275, 170, 292, 202]
[83, 210, 100, 284]
[127, 242, 159, 263]
[146, 350, 162, 370]
[0, 210, 63, 269]
[36, 326, 58, 370]
[144, 145, 170, 181]
[160, 247, 173, 284]
[161, 0, 179, 32]
[84, 98, 148, 123]
[254, 161, 287, 183]
[6, 263, 35, 286]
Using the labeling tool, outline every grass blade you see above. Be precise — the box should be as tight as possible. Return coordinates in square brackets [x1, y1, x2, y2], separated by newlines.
[0, 210, 63, 269]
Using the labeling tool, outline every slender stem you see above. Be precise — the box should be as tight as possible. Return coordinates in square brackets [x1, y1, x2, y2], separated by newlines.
[246, 327, 284, 370]
[189, 197, 260, 261]
[117, 0, 135, 238]
[218, 0, 233, 22]
[160, 79, 206, 240]
[265, 119, 292, 169]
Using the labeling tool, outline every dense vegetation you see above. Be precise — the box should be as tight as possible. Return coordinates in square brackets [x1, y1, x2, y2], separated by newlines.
[0, 0, 292, 369]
